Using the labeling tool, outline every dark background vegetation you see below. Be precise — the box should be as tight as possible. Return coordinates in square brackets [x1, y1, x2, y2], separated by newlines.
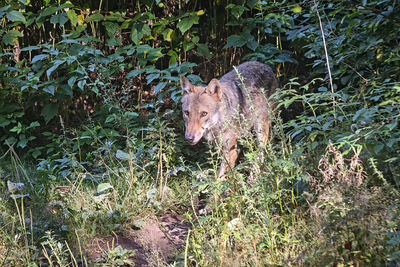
[0, 0, 399, 265]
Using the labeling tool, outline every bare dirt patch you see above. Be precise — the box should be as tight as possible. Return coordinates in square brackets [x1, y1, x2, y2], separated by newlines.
[86, 213, 190, 266]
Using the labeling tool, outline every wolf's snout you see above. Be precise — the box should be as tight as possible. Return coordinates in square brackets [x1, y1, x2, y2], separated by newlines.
[185, 133, 197, 145]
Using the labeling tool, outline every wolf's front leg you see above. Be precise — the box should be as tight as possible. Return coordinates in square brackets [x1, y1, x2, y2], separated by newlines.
[217, 136, 238, 180]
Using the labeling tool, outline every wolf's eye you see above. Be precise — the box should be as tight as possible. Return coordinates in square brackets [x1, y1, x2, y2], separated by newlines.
[201, 111, 208, 117]
[184, 111, 189, 116]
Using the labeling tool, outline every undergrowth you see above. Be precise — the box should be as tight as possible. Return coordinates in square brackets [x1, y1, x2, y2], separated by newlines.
[0, 0, 399, 266]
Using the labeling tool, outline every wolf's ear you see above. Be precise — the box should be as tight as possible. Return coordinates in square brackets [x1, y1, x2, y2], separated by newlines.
[207, 79, 222, 101]
[180, 76, 192, 95]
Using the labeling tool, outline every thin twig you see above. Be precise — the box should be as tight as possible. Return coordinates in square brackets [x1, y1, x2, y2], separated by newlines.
[313, 0, 336, 119]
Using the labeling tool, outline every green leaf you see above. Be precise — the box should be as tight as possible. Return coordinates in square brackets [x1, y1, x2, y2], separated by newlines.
[107, 38, 121, 46]
[20, 45, 40, 52]
[50, 13, 68, 26]
[167, 49, 178, 65]
[88, 13, 104, 22]
[68, 76, 77, 88]
[153, 82, 167, 94]
[116, 150, 131, 160]
[373, 142, 384, 154]
[77, 80, 86, 90]
[97, 183, 113, 193]
[146, 73, 160, 84]
[2, 30, 22, 46]
[18, 134, 28, 149]
[43, 85, 55, 95]
[103, 21, 119, 37]
[31, 54, 49, 63]
[66, 10, 78, 26]
[177, 15, 199, 34]
[41, 103, 59, 124]
[40, 6, 57, 17]
[197, 43, 210, 57]
[224, 34, 247, 48]
[46, 60, 65, 78]
[0, 5, 10, 17]
[10, 122, 22, 134]
[131, 23, 151, 45]
[126, 68, 145, 78]
[6, 10, 26, 24]
[183, 38, 195, 51]
[246, 37, 258, 51]
[28, 121, 40, 129]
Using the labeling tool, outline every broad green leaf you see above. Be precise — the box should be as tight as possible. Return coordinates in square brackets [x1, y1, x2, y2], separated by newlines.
[153, 82, 167, 94]
[97, 183, 113, 193]
[246, 38, 258, 51]
[18, 134, 28, 149]
[116, 149, 131, 160]
[226, 4, 248, 18]
[31, 54, 49, 63]
[374, 142, 384, 154]
[0, 5, 10, 16]
[183, 38, 194, 51]
[146, 73, 160, 84]
[50, 13, 68, 25]
[43, 85, 55, 95]
[88, 13, 104, 22]
[46, 60, 65, 78]
[167, 49, 178, 65]
[126, 68, 146, 78]
[107, 38, 121, 46]
[20, 45, 40, 52]
[125, 112, 139, 118]
[177, 15, 199, 34]
[28, 121, 40, 129]
[103, 21, 119, 37]
[77, 80, 86, 90]
[192, 36, 199, 43]
[2, 30, 22, 46]
[197, 43, 210, 57]
[66, 10, 78, 26]
[10, 122, 22, 134]
[6, 10, 26, 24]
[131, 23, 151, 45]
[147, 48, 164, 61]
[41, 103, 59, 124]
[40, 6, 57, 17]
[224, 34, 247, 48]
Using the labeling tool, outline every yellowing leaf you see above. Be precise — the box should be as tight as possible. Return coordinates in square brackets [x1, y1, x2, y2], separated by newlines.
[292, 5, 302, 13]
[165, 29, 173, 42]
[197, 10, 205, 16]
[77, 14, 85, 25]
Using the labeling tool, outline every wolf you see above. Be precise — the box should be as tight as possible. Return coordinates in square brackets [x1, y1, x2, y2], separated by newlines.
[180, 61, 278, 179]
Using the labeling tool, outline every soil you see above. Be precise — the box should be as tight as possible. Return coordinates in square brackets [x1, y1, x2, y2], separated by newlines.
[86, 212, 190, 266]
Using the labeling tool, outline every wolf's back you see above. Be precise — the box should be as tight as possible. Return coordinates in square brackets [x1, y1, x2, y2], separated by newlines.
[220, 61, 278, 98]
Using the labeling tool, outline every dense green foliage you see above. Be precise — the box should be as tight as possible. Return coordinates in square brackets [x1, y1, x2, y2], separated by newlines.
[0, 0, 399, 265]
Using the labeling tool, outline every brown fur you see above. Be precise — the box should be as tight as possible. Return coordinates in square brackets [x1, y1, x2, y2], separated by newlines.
[180, 61, 278, 179]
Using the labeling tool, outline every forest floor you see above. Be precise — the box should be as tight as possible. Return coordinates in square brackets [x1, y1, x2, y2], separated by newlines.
[85, 212, 190, 266]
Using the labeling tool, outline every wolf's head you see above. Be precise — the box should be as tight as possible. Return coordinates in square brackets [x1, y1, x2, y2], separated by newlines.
[180, 76, 222, 145]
